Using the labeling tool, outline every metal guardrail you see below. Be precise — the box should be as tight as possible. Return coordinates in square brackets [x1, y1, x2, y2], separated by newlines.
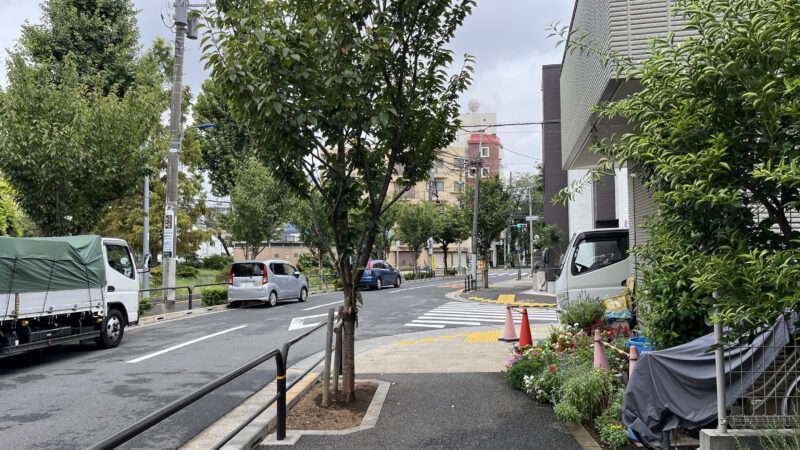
[90, 306, 343, 449]
[139, 283, 229, 311]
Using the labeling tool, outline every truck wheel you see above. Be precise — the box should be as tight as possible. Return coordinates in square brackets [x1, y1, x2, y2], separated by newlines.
[97, 309, 125, 349]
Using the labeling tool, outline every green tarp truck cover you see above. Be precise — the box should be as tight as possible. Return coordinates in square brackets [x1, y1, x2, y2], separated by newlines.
[0, 235, 106, 295]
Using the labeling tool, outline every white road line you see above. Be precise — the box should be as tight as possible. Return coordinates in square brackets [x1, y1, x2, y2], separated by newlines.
[303, 300, 342, 311]
[127, 325, 247, 364]
[411, 319, 482, 326]
[404, 323, 445, 328]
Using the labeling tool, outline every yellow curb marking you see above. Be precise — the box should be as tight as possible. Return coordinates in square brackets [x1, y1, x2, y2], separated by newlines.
[438, 335, 455, 339]
[269, 372, 318, 408]
[418, 338, 437, 342]
[398, 340, 417, 346]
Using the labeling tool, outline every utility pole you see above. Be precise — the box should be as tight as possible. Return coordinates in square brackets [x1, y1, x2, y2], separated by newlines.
[428, 168, 435, 273]
[162, 0, 190, 311]
[529, 192, 535, 278]
[142, 175, 150, 299]
[470, 131, 483, 283]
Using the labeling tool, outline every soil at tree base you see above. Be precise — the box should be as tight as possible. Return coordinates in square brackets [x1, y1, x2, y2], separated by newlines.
[286, 382, 378, 430]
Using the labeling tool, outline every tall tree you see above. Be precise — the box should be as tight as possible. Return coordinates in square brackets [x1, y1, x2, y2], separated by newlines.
[291, 193, 335, 284]
[204, 0, 474, 401]
[20, 0, 140, 95]
[193, 78, 252, 197]
[395, 201, 438, 271]
[555, 0, 800, 346]
[229, 159, 290, 260]
[372, 202, 400, 261]
[507, 170, 544, 264]
[433, 203, 470, 274]
[459, 175, 512, 287]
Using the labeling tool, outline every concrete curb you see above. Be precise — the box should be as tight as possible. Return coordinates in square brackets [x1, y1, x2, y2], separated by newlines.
[259, 378, 392, 446]
[136, 304, 229, 326]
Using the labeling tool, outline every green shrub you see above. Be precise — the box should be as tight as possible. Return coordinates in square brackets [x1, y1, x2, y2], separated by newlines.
[558, 299, 605, 329]
[446, 269, 457, 276]
[176, 264, 199, 278]
[149, 266, 163, 285]
[296, 253, 335, 275]
[554, 402, 581, 425]
[505, 348, 558, 390]
[138, 298, 154, 316]
[598, 422, 630, 450]
[333, 279, 343, 290]
[405, 272, 416, 280]
[182, 256, 202, 268]
[561, 369, 614, 421]
[215, 267, 231, 282]
[201, 286, 228, 306]
[202, 254, 233, 270]
[604, 385, 625, 421]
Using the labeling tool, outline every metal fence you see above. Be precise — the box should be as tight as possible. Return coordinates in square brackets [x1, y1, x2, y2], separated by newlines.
[139, 283, 229, 314]
[725, 329, 800, 429]
[90, 306, 343, 449]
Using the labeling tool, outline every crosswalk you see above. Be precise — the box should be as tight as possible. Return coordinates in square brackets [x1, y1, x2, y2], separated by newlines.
[404, 301, 558, 329]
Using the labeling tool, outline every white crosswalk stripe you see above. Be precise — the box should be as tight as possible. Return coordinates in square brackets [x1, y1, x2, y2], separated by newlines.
[404, 301, 558, 329]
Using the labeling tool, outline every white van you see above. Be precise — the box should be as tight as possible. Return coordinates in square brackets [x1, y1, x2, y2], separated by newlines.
[549, 228, 630, 310]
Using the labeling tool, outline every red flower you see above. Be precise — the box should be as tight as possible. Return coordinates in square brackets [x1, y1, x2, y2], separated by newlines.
[549, 365, 556, 372]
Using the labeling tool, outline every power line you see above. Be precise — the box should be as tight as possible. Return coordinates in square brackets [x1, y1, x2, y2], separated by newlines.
[503, 146, 542, 161]
[459, 120, 560, 129]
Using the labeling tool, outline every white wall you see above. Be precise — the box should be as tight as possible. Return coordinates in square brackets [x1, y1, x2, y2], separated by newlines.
[568, 169, 594, 238]
[615, 167, 629, 229]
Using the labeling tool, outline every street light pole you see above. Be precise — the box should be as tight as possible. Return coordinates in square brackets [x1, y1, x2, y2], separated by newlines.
[142, 175, 150, 299]
[529, 192, 534, 278]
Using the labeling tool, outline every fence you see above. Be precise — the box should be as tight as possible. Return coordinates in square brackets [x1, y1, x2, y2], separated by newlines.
[90, 306, 343, 449]
[139, 283, 229, 314]
[712, 298, 800, 432]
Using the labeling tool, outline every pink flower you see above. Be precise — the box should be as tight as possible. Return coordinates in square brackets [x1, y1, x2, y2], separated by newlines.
[537, 389, 543, 394]
[540, 377, 544, 382]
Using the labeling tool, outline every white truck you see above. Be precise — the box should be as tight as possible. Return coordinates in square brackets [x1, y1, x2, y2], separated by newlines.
[0, 235, 145, 358]
[547, 228, 630, 310]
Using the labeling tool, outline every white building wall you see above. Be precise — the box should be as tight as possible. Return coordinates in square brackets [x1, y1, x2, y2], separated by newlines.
[568, 169, 594, 238]
[615, 167, 629, 228]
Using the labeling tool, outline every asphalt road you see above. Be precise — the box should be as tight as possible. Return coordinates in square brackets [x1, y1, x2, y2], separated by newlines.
[0, 271, 518, 449]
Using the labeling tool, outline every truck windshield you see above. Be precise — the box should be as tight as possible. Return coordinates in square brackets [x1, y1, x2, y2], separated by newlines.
[571, 234, 628, 275]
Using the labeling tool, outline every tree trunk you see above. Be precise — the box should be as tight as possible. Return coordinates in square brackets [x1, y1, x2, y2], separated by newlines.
[217, 233, 231, 256]
[442, 243, 449, 275]
[339, 260, 357, 403]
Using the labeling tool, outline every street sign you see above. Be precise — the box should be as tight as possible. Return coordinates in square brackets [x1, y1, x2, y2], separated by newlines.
[525, 215, 539, 221]
[428, 237, 433, 254]
[163, 208, 176, 258]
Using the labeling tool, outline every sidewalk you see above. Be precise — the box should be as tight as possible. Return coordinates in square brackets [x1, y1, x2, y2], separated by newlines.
[255, 326, 582, 449]
[460, 274, 558, 306]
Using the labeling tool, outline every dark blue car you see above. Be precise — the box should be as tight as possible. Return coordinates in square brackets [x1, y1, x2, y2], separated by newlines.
[358, 260, 401, 290]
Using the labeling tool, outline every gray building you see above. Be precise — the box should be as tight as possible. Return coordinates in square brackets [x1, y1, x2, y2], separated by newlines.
[559, 0, 692, 274]
[541, 64, 569, 269]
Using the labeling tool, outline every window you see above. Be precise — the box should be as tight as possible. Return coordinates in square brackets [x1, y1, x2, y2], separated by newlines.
[481, 167, 490, 177]
[436, 160, 445, 169]
[231, 263, 253, 277]
[283, 264, 296, 276]
[270, 263, 286, 275]
[468, 168, 476, 178]
[453, 157, 464, 168]
[372, 261, 386, 269]
[481, 146, 489, 157]
[252, 263, 265, 277]
[454, 181, 464, 192]
[436, 181, 445, 192]
[274, 253, 280, 258]
[106, 244, 134, 279]
[571, 234, 629, 276]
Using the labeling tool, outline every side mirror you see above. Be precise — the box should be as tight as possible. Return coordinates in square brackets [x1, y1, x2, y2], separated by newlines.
[143, 254, 152, 273]
[294, 272, 300, 278]
[542, 248, 551, 266]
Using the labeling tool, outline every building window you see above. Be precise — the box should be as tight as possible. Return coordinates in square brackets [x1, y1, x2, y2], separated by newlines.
[436, 181, 445, 192]
[453, 157, 464, 168]
[481, 146, 489, 157]
[481, 167, 490, 177]
[274, 253, 279, 258]
[454, 181, 465, 192]
[436, 160, 444, 169]
[468, 168, 476, 178]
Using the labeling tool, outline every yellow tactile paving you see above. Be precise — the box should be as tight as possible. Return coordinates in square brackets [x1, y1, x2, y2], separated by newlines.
[398, 327, 555, 346]
[497, 294, 515, 303]
[466, 295, 555, 308]
[465, 330, 502, 342]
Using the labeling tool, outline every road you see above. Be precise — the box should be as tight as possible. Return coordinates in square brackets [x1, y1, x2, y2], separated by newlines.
[0, 271, 529, 449]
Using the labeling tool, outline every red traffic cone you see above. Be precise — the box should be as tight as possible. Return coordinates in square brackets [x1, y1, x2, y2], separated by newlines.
[629, 345, 639, 378]
[498, 305, 518, 342]
[594, 328, 610, 370]
[518, 308, 532, 348]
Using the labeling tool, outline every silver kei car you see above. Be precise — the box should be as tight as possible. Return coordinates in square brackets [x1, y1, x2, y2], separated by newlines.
[227, 260, 308, 307]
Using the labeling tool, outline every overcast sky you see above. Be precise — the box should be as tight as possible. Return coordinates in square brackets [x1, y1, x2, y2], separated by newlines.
[0, 0, 574, 177]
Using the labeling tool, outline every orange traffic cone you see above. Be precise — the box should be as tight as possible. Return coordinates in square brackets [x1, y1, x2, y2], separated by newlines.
[629, 345, 639, 378]
[498, 305, 518, 342]
[518, 308, 532, 348]
[594, 328, 610, 370]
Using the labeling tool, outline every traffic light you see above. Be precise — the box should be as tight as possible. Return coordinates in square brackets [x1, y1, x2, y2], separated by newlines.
[515, 223, 527, 228]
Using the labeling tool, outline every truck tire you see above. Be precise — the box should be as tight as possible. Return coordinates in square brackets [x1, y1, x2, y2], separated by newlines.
[97, 309, 125, 349]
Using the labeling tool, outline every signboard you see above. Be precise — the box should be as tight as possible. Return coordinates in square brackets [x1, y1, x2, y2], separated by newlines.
[428, 237, 433, 254]
[163, 208, 176, 258]
[525, 215, 539, 221]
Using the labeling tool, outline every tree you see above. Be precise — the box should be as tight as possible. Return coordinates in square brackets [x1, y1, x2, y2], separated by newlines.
[193, 78, 252, 197]
[395, 201, 438, 270]
[373, 202, 400, 261]
[291, 193, 335, 284]
[229, 159, 290, 260]
[204, 0, 474, 401]
[458, 175, 512, 287]
[0, 0, 165, 237]
[433, 203, 470, 274]
[94, 38, 209, 260]
[0, 178, 24, 237]
[555, 0, 800, 346]
[507, 170, 544, 264]
[19, 0, 140, 95]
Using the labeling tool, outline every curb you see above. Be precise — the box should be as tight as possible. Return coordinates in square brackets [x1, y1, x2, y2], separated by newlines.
[136, 304, 229, 326]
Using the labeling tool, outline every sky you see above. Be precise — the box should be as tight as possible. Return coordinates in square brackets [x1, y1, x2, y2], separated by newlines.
[0, 0, 575, 178]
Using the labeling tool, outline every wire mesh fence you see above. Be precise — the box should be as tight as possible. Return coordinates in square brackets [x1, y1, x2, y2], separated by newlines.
[726, 328, 800, 429]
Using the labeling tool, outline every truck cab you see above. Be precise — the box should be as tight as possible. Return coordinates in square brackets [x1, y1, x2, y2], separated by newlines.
[553, 228, 630, 310]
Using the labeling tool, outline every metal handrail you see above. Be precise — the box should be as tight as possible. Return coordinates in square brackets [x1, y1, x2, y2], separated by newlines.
[92, 307, 343, 449]
[139, 282, 229, 311]
[89, 348, 282, 450]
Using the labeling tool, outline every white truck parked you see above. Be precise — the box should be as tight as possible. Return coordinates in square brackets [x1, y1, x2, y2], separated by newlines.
[547, 228, 630, 310]
[0, 235, 145, 358]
